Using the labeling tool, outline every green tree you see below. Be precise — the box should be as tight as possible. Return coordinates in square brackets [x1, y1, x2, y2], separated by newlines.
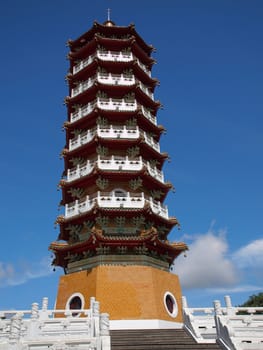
[240, 293, 263, 307]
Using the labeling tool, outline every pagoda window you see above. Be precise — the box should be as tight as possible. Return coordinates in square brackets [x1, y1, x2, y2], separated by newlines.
[66, 292, 85, 317]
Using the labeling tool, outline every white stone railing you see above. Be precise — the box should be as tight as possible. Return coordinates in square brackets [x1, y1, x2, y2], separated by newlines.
[65, 195, 96, 218]
[71, 76, 95, 97]
[140, 105, 157, 125]
[143, 132, 160, 152]
[182, 295, 263, 349]
[98, 125, 139, 139]
[70, 101, 96, 123]
[138, 81, 153, 99]
[98, 72, 135, 86]
[67, 160, 95, 182]
[214, 297, 263, 350]
[97, 191, 145, 209]
[70, 98, 138, 123]
[72, 51, 133, 76]
[73, 54, 96, 75]
[97, 50, 133, 62]
[68, 125, 139, 151]
[146, 162, 164, 183]
[72, 51, 151, 77]
[0, 297, 110, 350]
[149, 197, 168, 219]
[182, 296, 218, 343]
[71, 73, 136, 98]
[66, 157, 165, 184]
[97, 98, 137, 112]
[64, 192, 169, 220]
[135, 59, 151, 76]
[98, 155, 143, 172]
[69, 129, 96, 151]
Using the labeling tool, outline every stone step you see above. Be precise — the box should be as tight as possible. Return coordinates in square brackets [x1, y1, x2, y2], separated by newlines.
[110, 329, 221, 350]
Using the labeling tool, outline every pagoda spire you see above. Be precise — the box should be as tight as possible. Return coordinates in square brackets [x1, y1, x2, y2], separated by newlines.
[107, 8, 111, 21]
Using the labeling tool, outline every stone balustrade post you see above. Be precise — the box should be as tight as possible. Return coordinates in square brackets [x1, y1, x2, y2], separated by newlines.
[100, 313, 110, 336]
[93, 301, 100, 337]
[40, 297, 49, 320]
[182, 296, 188, 309]
[31, 302, 39, 319]
[213, 300, 222, 316]
[9, 312, 23, 343]
[224, 295, 235, 316]
[42, 297, 48, 311]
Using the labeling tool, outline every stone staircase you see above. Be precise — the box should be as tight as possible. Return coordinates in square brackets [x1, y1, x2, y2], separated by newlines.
[110, 329, 221, 350]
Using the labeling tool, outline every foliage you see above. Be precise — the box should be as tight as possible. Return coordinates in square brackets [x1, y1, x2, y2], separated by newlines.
[240, 293, 263, 307]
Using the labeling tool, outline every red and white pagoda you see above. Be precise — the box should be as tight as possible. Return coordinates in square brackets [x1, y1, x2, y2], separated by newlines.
[49, 19, 188, 324]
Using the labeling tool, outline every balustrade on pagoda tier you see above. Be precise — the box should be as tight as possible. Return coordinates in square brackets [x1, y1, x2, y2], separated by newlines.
[64, 191, 169, 220]
[66, 156, 164, 183]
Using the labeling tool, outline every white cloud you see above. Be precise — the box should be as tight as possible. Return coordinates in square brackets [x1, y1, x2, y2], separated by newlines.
[172, 229, 239, 289]
[0, 256, 53, 288]
[172, 228, 263, 295]
[232, 239, 263, 268]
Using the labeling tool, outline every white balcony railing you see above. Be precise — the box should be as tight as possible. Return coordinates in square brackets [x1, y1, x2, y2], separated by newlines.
[70, 101, 96, 123]
[136, 59, 151, 76]
[98, 125, 139, 139]
[140, 106, 157, 125]
[72, 50, 151, 77]
[149, 198, 169, 219]
[143, 132, 160, 152]
[97, 98, 137, 112]
[98, 156, 143, 172]
[98, 73, 135, 86]
[64, 192, 169, 220]
[72, 54, 96, 75]
[65, 196, 96, 218]
[97, 50, 133, 62]
[68, 125, 140, 152]
[138, 82, 153, 99]
[97, 191, 145, 209]
[146, 162, 164, 183]
[71, 77, 95, 97]
[65, 157, 165, 184]
[69, 129, 96, 151]
[71, 73, 136, 98]
[70, 98, 137, 123]
[67, 160, 95, 182]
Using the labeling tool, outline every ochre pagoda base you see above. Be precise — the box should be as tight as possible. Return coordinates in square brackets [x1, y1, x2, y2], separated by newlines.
[55, 265, 183, 322]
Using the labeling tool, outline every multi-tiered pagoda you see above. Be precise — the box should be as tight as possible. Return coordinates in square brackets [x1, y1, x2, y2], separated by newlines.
[49, 19, 187, 323]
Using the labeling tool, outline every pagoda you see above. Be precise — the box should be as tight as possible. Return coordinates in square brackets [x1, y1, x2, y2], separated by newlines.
[49, 19, 188, 324]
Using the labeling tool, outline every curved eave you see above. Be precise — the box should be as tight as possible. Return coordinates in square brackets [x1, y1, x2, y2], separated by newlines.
[69, 22, 153, 57]
[49, 231, 187, 268]
[50, 234, 187, 254]
[56, 205, 178, 240]
[96, 21, 154, 55]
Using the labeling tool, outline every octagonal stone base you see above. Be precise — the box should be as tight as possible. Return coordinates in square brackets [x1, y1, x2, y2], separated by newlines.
[55, 265, 183, 323]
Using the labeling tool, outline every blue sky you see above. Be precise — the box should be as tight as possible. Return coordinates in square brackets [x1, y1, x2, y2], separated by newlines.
[0, 0, 262, 310]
